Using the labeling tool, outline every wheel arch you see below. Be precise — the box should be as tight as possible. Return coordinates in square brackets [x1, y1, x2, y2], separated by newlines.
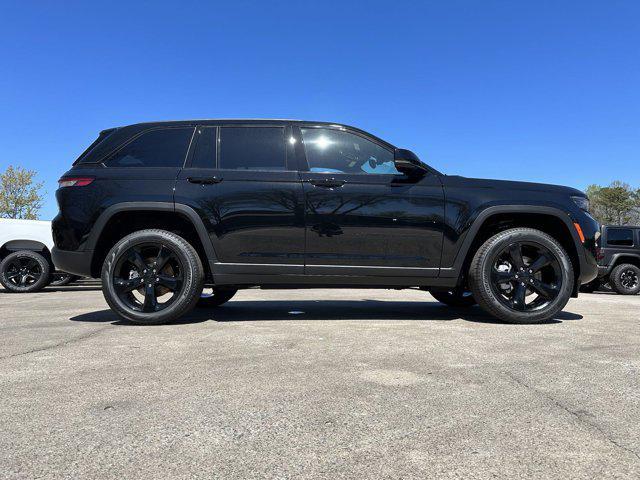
[0, 240, 52, 264]
[609, 254, 640, 270]
[87, 202, 218, 278]
[447, 206, 584, 291]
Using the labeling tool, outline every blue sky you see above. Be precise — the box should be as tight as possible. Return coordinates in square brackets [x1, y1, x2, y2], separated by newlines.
[1, 0, 639, 220]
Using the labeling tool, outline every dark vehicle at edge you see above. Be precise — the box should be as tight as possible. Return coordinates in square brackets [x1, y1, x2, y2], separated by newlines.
[582, 225, 640, 295]
[51, 120, 600, 324]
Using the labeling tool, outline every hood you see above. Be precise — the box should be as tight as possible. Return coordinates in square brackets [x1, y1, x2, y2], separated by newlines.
[441, 175, 586, 197]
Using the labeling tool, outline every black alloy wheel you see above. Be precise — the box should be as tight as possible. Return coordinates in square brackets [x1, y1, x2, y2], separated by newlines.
[620, 269, 639, 289]
[0, 250, 51, 293]
[469, 228, 574, 324]
[112, 243, 185, 313]
[101, 229, 204, 324]
[49, 272, 78, 287]
[489, 241, 563, 312]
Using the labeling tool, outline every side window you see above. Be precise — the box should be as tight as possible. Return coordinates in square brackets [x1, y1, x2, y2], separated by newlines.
[607, 228, 634, 246]
[219, 127, 286, 170]
[301, 128, 397, 175]
[191, 127, 217, 168]
[105, 128, 194, 168]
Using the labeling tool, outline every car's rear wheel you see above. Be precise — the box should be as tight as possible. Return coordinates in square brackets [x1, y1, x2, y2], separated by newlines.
[429, 288, 476, 307]
[49, 272, 79, 287]
[469, 228, 574, 324]
[198, 287, 238, 307]
[0, 250, 51, 293]
[101, 229, 204, 324]
[610, 264, 640, 295]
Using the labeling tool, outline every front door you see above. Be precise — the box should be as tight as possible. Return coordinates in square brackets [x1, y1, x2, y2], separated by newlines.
[174, 124, 305, 277]
[297, 126, 444, 277]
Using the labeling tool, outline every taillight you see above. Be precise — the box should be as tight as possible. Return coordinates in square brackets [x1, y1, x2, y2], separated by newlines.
[58, 177, 94, 188]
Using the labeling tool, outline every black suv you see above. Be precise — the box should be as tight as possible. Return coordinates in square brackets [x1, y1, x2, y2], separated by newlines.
[52, 120, 599, 324]
[591, 225, 640, 295]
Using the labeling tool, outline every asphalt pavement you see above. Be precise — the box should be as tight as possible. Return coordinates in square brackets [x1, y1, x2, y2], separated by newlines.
[1, 283, 639, 479]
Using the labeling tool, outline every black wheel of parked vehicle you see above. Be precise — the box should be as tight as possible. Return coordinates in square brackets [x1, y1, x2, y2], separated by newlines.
[198, 288, 238, 307]
[469, 228, 574, 324]
[0, 250, 51, 293]
[49, 272, 79, 287]
[430, 288, 476, 307]
[610, 264, 640, 295]
[101, 229, 204, 325]
[579, 278, 600, 294]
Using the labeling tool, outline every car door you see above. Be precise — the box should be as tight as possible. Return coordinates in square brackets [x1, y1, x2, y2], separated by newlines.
[296, 125, 445, 277]
[174, 124, 305, 276]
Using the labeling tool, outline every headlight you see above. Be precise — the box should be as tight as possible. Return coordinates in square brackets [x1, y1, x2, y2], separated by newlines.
[571, 196, 590, 212]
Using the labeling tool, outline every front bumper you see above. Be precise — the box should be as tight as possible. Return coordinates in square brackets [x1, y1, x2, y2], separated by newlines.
[51, 247, 94, 277]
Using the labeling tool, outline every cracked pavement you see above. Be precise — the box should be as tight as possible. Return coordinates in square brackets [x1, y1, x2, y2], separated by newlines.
[1, 283, 639, 479]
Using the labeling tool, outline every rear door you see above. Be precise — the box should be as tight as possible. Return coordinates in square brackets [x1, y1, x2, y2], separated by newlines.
[174, 124, 305, 276]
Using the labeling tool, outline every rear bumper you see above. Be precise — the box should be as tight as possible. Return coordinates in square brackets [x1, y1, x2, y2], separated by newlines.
[598, 265, 610, 277]
[51, 247, 94, 277]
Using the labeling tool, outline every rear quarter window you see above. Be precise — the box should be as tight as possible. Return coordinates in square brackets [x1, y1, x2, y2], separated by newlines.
[104, 128, 194, 168]
[606, 228, 634, 247]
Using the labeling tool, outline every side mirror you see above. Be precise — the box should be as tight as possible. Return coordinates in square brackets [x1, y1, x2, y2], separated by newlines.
[394, 149, 428, 178]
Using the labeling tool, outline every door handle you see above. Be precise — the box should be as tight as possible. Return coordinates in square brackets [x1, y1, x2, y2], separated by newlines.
[187, 176, 223, 185]
[309, 178, 346, 188]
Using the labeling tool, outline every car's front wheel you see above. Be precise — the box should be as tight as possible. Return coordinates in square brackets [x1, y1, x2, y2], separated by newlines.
[469, 228, 574, 324]
[101, 229, 204, 324]
[0, 250, 51, 293]
[610, 264, 640, 295]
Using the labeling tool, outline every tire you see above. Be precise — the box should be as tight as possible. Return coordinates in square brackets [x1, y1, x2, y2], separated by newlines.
[49, 272, 79, 287]
[101, 229, 204, 325]
[430, 288, 476, 307]
[469, 228, 574, 324]
[198, 288, 238, 307]
[579, 278, 600, 294]
[610, 264, 640, 295]
[0, 250, 51, 293]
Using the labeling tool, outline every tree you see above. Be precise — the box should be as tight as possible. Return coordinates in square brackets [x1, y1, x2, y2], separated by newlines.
[586, 181, 640, 226]
[0, 165, 45, 220]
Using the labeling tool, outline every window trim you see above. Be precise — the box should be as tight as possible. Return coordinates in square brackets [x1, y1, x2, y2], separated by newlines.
[298, 124, 397, 176]
[101, 126, 196, 169]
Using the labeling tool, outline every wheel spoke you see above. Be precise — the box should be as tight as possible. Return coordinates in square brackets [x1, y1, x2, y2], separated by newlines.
[530, 280, 559, 299]
[154, 245, 173, 271]
[114, 276, 143, 293]
[6, 272, 20, 280]
[492, 269, 515, 284]
[511, 283, 527, 310]
[157, 275, 181, 291]
[529, 254, 552, 273]
[125, 248, 148, 272]
[507, 243, 525, 270]
[142, 283, 158, 312]
[19, 275, 29, 287]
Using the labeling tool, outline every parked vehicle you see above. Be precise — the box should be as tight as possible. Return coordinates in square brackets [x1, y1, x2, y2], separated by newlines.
[0, 219, 79, 292]
[583, 225, 640, 295]
[52, 120, 600, 324]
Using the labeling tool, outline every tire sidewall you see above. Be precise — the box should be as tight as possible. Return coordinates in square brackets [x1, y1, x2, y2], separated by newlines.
[472, 229, 574, 323]
[0, 251, 51, 293]
[101, 230, 203, 324]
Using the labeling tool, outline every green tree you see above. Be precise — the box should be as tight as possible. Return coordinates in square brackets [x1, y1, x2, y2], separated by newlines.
[0, 165, 45, 220]
[586, 181, 640, 226]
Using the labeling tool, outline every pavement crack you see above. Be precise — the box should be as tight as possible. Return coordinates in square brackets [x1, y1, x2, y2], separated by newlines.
[0, 326, 112, 360]
[504, 371, 640, 462]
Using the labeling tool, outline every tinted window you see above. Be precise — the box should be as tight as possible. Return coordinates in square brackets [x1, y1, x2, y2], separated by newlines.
[607, 228, 634, 246]
[191, 127, 217, 168]
[105, 128, 193, 168]
[219, 127, 286, 170]
[301, 128, 397, 175]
